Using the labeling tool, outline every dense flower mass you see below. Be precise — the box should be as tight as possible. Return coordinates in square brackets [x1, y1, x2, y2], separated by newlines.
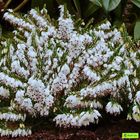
[0, 5, 139, 137]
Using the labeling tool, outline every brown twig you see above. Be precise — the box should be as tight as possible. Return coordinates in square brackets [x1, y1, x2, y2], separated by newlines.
[4, 0, 12, 10]
[13, 0, 29, 12]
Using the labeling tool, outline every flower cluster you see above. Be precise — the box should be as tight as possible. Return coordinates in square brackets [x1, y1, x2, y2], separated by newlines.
[54, 110, 101, 127]
[4, 10, 34, 30]
[0, 128, 31, 137]
[0, 112, 26, 121]
[0, 5, 139, 137]
[0, 86, 9, 98]
[106, 101, 123, 115]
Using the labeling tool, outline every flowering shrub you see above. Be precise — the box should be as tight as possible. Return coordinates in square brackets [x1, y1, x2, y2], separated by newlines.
[0, 5, 140, 137]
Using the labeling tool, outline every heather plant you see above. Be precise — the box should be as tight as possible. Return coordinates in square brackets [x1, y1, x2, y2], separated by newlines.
[0, 5, 140, 137]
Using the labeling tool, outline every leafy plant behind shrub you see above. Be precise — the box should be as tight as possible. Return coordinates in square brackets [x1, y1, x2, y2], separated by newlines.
[0, 5, 140, 137]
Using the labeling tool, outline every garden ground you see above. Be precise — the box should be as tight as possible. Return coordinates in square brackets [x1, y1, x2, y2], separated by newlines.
[1, 118, 140, 140]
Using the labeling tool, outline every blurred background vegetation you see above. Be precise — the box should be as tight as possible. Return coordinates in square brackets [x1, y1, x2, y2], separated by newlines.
[0, 0, 140, 40]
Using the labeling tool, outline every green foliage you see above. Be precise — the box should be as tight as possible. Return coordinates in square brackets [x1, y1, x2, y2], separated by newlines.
[90, 0, 121, 11]
[83, 2, 99, 18]
[134, 21, 140, 40]
[131, 0, 140, 8]
[90, 0, 102, 7]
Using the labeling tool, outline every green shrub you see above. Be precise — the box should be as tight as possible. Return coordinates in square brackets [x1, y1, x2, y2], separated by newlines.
[0, 5, 139, 137]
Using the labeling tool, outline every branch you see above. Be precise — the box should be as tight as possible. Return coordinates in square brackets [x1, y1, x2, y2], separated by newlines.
[13, 0, 29, 12]
[4, 0, 12, 10]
